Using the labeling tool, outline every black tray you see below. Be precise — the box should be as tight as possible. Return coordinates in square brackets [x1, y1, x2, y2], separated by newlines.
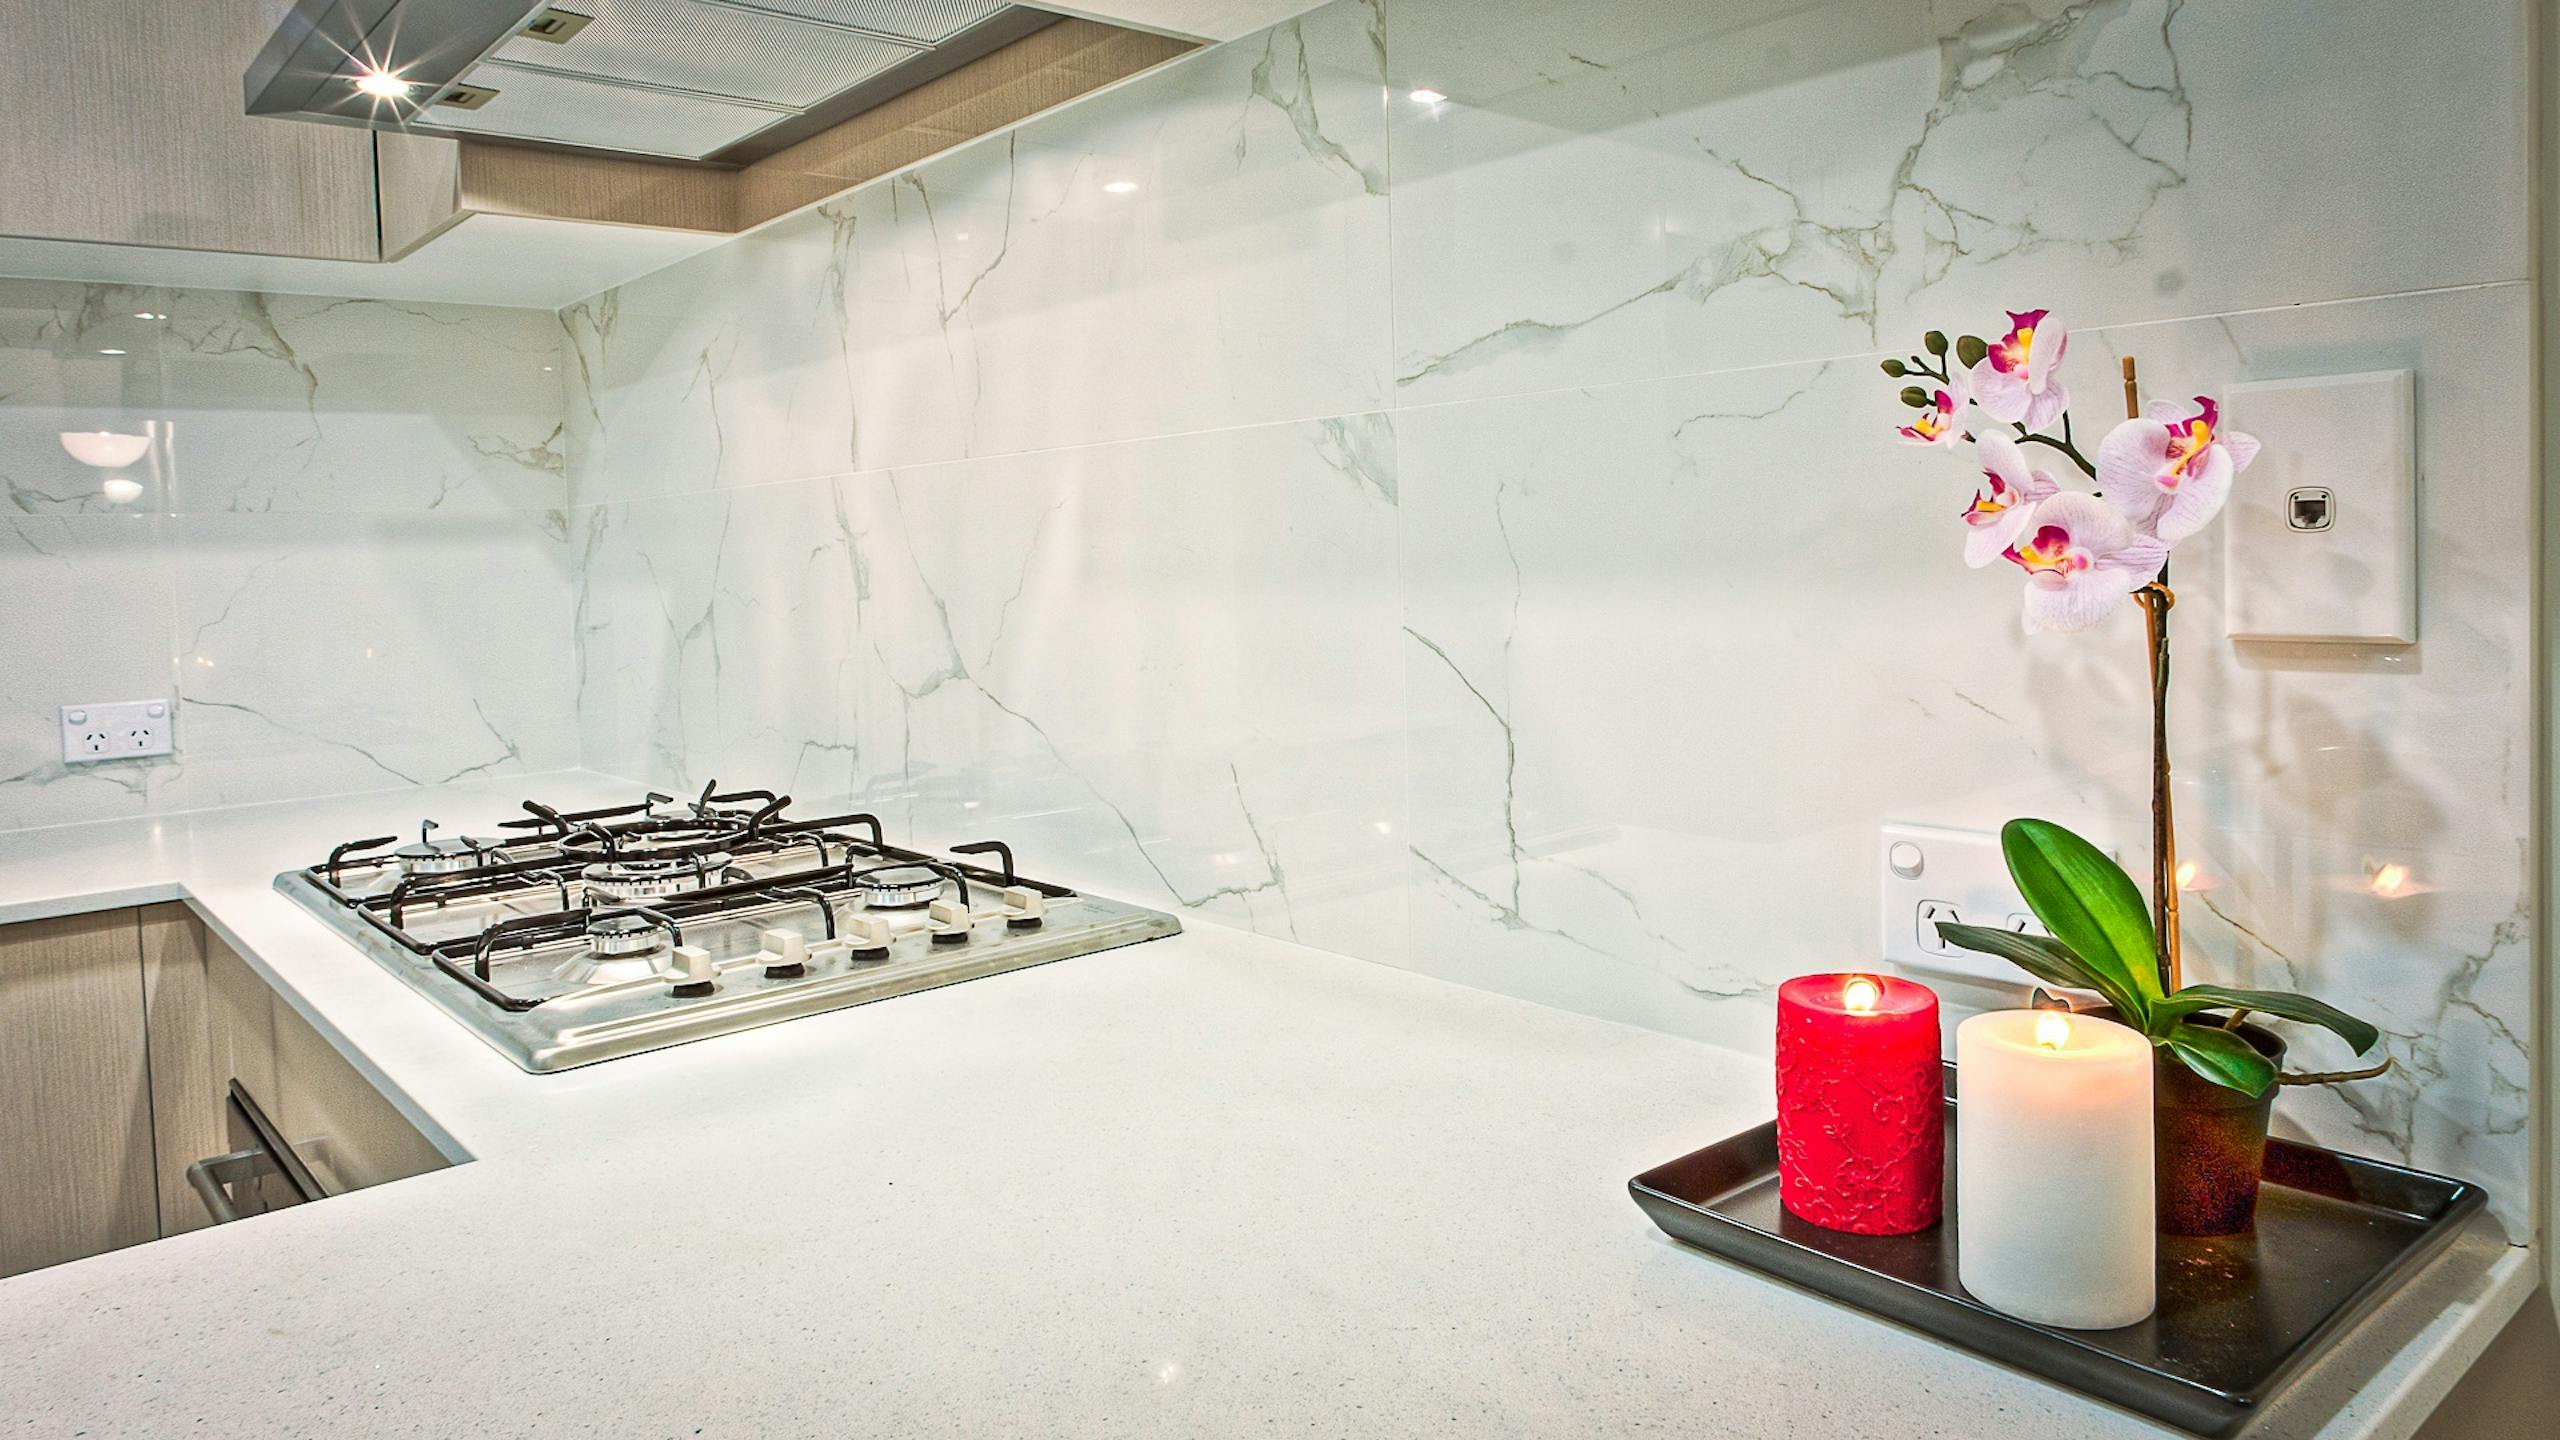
[1629, 1063, 2485, 1437]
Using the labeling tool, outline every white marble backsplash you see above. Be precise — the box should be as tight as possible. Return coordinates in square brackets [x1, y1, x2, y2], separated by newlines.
[0, 0, 2526, 1231]
[556, 0, 2537, 1226]
[0, 279, 576, 829]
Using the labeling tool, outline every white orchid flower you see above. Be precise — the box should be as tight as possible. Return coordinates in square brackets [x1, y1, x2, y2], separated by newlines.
[1896, 386, 1968, 448]
[2097, 396, 2261, 544]
[1960, 432, 2062, 568]
[2002, 492, 2170, 633]
[1968, 308, 2071, 431]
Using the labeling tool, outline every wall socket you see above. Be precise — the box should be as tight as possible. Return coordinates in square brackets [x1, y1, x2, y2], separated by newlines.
[60, 699, 175, 764]
[1881, 823, 2101, 986]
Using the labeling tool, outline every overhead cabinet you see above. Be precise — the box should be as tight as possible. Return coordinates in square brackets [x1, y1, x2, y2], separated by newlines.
[0, 0, 378, 260]
[0, 1, 1193, 299]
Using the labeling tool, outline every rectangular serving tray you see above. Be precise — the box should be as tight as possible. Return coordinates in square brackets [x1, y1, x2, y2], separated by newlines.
[1629, 1062, 2485, 1437]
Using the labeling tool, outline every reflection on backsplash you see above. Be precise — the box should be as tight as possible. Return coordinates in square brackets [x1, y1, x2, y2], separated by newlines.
[0, 278, 578, 828]
[0, 0, 2536, 1239]
[559, 0, 2534, 1232]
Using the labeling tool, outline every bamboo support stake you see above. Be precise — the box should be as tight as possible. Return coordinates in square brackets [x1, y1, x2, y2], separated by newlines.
[2121, 353, 2183, 990]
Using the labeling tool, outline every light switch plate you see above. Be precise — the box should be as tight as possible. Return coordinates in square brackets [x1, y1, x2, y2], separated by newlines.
[59, 698, 174, 763]
[2223, 370, 2417, 644]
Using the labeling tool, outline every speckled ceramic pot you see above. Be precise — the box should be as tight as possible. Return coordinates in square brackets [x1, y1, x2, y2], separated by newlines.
[2153, 1018, 2287, 1237]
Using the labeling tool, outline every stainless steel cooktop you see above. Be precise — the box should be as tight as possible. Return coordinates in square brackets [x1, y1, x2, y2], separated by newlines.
[276, 784, 1180, 1072]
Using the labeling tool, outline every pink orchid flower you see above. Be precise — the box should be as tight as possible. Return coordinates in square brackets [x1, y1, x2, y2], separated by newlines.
[1961, 432, 2062, 568]
[2096, 396, 2261, 544]
[2002, 492, 2170, 633]
[1968, 308, 2071, 431]
[1897, 387, 1967, 448]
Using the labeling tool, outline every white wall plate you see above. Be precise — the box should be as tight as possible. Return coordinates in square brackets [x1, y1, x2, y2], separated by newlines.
[2223, 370, 2417, 644]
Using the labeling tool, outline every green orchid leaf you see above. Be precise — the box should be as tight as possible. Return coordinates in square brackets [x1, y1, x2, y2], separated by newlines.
[1934, 922, 2141, 1019]
[2164, 1020, 2279, 1098]
[2153, 985, 2381, 1055]
[2001, 819, 2165, 1014]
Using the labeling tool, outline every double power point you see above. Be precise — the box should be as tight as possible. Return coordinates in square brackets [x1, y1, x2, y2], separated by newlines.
[59, 699, 176, 764]
[1882, 823, 2101, 986]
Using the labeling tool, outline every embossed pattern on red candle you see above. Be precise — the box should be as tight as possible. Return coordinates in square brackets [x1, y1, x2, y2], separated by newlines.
[1775, 974, 1945, 1235]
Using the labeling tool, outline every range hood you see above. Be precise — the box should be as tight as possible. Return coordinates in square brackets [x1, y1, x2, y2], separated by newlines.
[246, 1, 1066, 163]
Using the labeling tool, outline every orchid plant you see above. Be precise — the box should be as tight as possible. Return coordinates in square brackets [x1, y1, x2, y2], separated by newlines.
[1882, 311, 2388, 1096]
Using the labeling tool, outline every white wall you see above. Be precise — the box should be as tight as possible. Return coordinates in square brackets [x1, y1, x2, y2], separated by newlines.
[0, 280, 579, 825]
[556, 0, 2536, 1231]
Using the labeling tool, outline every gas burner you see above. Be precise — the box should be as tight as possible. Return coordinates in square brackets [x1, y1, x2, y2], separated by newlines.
[559, 818, 746, 866]
[391, 821, 507, 877]
[551, 913, 671, 986]
[283, 789, 1181, 1071]
[582, 854, 731, 904]
[854, 863, 946, 909]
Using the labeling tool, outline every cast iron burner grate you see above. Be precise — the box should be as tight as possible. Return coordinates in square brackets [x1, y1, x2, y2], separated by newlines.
[274, 783, 1182, 1072]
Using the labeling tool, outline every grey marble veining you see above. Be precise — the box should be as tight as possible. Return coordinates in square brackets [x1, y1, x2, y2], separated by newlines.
[1384, 0, 2527, 407]
[559, 0, 1392, 503]
[487, 0, 2551, 1231]
[574, 417, 1408, 958]
[0, 277, 577, 829]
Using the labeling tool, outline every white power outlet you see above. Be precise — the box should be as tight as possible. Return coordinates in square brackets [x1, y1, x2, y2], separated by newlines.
[1881, 823, 2091, 986]
[60, 699, 175, 764]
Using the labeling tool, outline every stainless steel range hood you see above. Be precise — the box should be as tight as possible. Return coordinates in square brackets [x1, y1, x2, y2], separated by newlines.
[245, 0, 1065, 163]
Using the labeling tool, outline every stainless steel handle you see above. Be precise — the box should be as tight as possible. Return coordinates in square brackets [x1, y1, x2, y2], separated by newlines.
[184, 1148, 275, 1225]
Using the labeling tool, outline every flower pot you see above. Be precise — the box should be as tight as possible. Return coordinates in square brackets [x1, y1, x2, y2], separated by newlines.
[2153, 1017, 2287, 1237]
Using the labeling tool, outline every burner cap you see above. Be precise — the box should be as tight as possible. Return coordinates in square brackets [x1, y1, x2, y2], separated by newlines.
[583, 854, 730, 904]
[392, 832, 507, 875]
[558, 817, 747, 865]
[551, 913, 673, 987]
[855, 864, 945, 910]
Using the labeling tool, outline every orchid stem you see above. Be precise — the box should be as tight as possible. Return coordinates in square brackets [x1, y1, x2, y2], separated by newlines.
[2016, 426, 2099, 478]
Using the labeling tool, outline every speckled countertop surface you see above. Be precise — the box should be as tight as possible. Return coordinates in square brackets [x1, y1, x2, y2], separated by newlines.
[0, 773, 2532, 1438]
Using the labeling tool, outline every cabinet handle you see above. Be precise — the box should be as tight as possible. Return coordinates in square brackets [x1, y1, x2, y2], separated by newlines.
[184, 1148, 274, 1225]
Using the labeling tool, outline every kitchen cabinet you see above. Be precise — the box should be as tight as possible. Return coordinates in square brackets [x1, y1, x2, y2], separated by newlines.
[0, 903, 447, 1277]
[0, 0, 378, 260]
[271, 978, 447, 1194]
[0, 911, 156, 1278]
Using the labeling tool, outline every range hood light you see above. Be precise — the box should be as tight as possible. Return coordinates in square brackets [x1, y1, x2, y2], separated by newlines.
[352, 69, 413, 100]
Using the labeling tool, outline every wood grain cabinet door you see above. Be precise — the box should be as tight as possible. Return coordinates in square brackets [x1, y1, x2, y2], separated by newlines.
[0, 0, 377, 258]
[0, 910, 155, 1278]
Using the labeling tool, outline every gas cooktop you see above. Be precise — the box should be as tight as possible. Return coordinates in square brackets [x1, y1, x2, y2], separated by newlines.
[275, 784, 1181, 1072]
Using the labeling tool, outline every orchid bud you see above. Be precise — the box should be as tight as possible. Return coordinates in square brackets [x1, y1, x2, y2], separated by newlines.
[1923, 330, 1949, 356]
[1880, 359, 1907, 377]
[1955, 334, 1988, 368]
[1898, 386, 1929, 408]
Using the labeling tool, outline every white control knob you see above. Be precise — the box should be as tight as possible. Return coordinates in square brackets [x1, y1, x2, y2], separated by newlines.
[758, 927, 807, 975]
[845, 915, 895, 953]
[669, 944, 717, 994]
[1001, 885, 1045, 929]
[928, 897, 971, 947]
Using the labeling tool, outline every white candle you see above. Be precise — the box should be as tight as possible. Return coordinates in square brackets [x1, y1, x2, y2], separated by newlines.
[1956, 1008, 2155, 1329]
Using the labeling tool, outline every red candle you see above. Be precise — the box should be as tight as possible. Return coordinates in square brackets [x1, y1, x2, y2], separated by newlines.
[1775, 973, 1944, 1234]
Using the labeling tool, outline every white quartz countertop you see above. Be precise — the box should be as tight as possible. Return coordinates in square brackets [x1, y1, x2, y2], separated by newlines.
[0, 774, 2532, 1438]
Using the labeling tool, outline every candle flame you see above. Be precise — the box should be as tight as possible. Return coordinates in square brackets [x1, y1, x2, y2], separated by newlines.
[2367, 862, 2411, 898]
[2034, 1011, 2071, 1050]
[1841, 975, 1881, 1014]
